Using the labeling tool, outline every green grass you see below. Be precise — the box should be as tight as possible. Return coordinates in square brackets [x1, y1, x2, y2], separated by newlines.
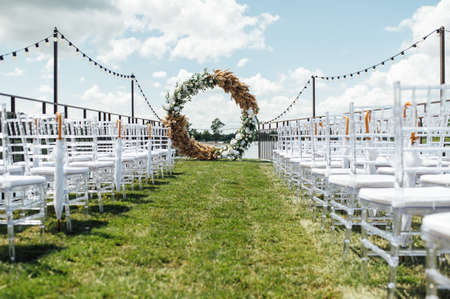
[0, 160, 431, 298]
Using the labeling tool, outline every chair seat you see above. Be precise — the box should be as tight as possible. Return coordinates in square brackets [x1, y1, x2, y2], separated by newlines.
[68, 155, 93, 162]
[377, 167, 442, 176]
[31, 166, 89, 176]
[99, 155, 137, 162]
[420, 174, 450, 186]
[289, 157, 310, 163]
[280, 152, 300, 159]
[421, 159, 450, 167]
[329, 174, 395, 189]
[0, 175, 46, 189]
[422, 212, 450, 240]
[355, 156, 392, 167]
[311, 168, 364, 177]
[69, 161, 114, 169]
[359, 187, 450, 209]
[300, 160, 343, 169]
[0, 165, 25, 175]
[123, 152, 148, 160]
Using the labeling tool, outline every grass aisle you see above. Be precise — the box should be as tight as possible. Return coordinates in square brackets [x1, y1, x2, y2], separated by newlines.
[0, 160, 424, 298]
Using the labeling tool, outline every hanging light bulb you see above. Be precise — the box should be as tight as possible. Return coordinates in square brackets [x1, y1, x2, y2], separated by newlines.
[12, 52, 16, 58]
[25, 48, 29, 55]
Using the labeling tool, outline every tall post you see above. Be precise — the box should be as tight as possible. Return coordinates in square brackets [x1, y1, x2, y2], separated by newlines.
[131, 74, 135, 123]
[440, 26, 445, 86]
[312, 76, 316, 118]
[53, 27, 58, 114]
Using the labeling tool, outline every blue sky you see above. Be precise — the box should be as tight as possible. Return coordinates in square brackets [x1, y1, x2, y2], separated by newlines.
[0, 0, 447, 130]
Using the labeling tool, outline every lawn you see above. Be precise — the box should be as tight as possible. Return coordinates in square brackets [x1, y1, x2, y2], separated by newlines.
[0, 160, 429, 298]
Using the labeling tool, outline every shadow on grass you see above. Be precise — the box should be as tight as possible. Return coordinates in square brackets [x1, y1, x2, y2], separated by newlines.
[45, 219, 108, 236]
[397, 285, 425, 298]
[138, 185, 159, 191]
[120, 193, 155, 204]
[0, 243, 63, 263]
[88, 204, 131, 215]
[152, 180, 170, 186]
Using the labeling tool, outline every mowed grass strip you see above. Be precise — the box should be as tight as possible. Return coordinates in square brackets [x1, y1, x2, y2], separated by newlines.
[0, 160, 426, 298]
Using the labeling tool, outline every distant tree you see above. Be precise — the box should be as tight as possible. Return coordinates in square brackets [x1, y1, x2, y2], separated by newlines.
[210, 118, 225, 142]
[185, 121, 194, 136]
[201, 130, 212, 141]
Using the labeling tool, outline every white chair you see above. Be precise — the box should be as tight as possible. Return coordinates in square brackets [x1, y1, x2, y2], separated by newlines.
[328, 103, 396, 255]
[66, 120, 115, 212]
[0, 105, 47, 262]
[422, 212, 450, 298]
[18, 114, 90, 232]
[359, 83, 450, 298]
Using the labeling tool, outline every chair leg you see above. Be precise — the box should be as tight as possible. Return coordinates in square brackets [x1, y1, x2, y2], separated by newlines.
[425, 244, 438, 298]
[39, 185, 46, 242]
[361, 206, 368, 280]
[95, 174, 103, 213]
[387, 212, 401, 299]
[7, 205, 15, 263]
[321, 190, 327, 229]
[65, 200, 72, 233]
[343, 193, 355, 257]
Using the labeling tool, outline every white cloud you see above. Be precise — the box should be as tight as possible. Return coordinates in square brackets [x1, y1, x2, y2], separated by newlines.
[237, 58, 248, 67]
[38, 84, 52, 94]
[3, 67, 23, 77]
[311, 0, 450, 116]
[164, 69, 194, 92]
[152, 71, 167, 78]
[153, 82, 161, 88]
[116, 0, 279, 62]
[243, 73, 282, 96]
[80, 76, 85, 82]
[183, 90, 242, 130]
[80, 85, 130, 113]
[97, 37, 141, 63]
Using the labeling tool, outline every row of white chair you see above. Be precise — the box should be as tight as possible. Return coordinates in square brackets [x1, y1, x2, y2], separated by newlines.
[273, 82, 450, 298]
[0, 106, 175, 262]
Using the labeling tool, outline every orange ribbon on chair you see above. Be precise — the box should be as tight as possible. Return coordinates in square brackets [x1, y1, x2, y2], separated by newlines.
[344, 116, 349, 136]
[403, 101, 418, 144]
[364, 110, 371, 140]
[117, 120, 121, 138]
[56, 112, 62, 140]
[403, 101, 412, 118]
[147, 123, 152, 138]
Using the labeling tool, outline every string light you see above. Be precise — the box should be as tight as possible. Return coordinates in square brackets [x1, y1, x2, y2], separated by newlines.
[317, 27, 439, 82]
[262, 27, 443, 124]
[134, 77, 162, 121]
[0, 34, 51, 61]
[55, 28, 130, 79]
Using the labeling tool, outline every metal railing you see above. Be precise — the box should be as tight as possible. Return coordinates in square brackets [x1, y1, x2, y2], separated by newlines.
[0, 92, 161, 126]
[258, 97, 450, 160]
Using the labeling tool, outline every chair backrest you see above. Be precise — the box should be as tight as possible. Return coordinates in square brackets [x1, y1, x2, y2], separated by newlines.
[393, 82, 450, 188]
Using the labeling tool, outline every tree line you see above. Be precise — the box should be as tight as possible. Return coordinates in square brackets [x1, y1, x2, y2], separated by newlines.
[186, 118, 235, 142]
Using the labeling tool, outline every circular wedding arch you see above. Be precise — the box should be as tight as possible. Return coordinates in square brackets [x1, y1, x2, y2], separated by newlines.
[162, 69, 259, 160]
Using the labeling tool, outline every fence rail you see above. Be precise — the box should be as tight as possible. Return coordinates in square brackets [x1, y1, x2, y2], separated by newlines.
[0, 92, 161, 126]
[258, 97, 450, 160]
